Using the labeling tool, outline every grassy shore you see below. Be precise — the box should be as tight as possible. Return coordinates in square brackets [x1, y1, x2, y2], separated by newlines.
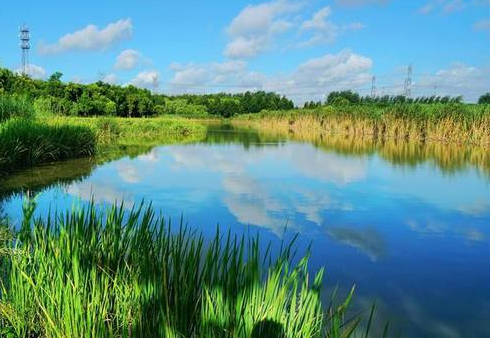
[0, 119, 96, 176]
[0, 116, 206, 176]
[233, 104, 490, 146]
[0, 201, 378, 338]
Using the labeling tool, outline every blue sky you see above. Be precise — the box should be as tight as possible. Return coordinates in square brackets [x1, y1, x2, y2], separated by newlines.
[0, 0, 489, 103]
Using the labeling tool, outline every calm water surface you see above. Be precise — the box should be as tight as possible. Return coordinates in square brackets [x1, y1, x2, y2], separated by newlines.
[1, 125, 489, 338]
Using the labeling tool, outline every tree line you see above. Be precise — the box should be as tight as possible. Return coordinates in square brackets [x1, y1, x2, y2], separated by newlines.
[0, 68, 294, 118]
[304, 90, 490, 108]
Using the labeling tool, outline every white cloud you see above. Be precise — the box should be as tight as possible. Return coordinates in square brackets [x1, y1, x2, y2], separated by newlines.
[168, 60, 250, 92]
[114, 49, 141, 70]
[224, 1, 364, 57]
[129, 70, 160, 90]
[415, 63, 490, 102]
[39, 19, 133, 55]
[15, 64, 46, 79]
[166, 50, 373, 104]
[224, 0, 301, 59]
[299, 6, 338, 47]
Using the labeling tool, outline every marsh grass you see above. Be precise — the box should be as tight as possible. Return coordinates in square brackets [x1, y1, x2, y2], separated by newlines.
[45, 116, 207, 147]
[0, 119, 96, 176]
[232, 122, 490, 177]
[235, 104, 490, 146]
[0, 201, 387, 338]
[0, 95, 33, 123]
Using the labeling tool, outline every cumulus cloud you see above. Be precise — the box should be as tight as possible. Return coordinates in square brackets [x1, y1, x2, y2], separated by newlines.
[224, 0, 301, 58]
[167, 60, 251, 93]
[298, 7, 364, 48]
[224, 1, 364, 57]
[16, 64, 46, 79]
[415, 63, 490, 102]
[114, 49, 141, 70]
[166, 50, 373, 104]
[129, 70, 160, 90]
[299, 7, 338, 47]
[39, 18, 133, 55]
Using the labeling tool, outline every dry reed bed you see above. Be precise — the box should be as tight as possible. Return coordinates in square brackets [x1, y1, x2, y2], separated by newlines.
[233, 113, 490, 176]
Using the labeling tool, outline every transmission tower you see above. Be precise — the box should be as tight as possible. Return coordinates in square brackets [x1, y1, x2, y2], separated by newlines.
[371, 75, 376, 98]
[19, 24, 30, 76]
[404, 64, 412, 97]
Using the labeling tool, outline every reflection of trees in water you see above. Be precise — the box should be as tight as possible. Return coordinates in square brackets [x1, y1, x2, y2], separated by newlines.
[0, 145, 158, 204]
[203, 123, 287, 150]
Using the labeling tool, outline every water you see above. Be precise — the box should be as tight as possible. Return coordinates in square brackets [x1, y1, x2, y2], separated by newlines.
[1, 125, 489, 338]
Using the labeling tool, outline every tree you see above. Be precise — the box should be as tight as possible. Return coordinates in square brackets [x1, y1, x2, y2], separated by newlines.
[478, 93, 490, 104]
[326, 91, 360, 105]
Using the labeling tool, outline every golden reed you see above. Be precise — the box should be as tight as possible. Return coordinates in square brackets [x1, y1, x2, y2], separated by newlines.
[232, 113, 490, 176]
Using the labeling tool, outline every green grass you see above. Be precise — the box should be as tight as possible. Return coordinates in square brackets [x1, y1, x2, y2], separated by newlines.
[0, 200, 385, 338]
[44, 116, 207, 147]
[0, 119, 96, 176]
[0, 95, 34, 123]
[0, 95, 207, 176]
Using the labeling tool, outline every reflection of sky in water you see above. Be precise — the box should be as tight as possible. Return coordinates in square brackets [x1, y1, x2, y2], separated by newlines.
[2, 135, 490, 338]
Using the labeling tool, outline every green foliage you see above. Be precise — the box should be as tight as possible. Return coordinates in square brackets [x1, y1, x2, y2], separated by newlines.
[479, 92, 490, 104]
[0, 94, 33, 122]
[327, 91, 361, 105]
[0, 119, 96, 175]
[163, 98, 208, 116]
[0, 201, 379, 338]
[0, 67, 294, 118]
[33, 96, 74, 116]
[325, 91, 464, 106]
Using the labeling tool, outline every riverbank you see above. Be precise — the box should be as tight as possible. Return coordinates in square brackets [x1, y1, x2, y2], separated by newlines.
[232, 104, 490, 146]
[0, 116, 206, 176]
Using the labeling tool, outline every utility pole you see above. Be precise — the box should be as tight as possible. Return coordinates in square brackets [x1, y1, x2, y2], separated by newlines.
[404, 64, 412, 97]
[371, 75, 376, 98]
[19, 24, 30, 76]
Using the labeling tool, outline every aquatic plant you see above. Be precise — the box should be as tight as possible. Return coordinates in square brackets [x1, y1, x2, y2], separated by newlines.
[234, 104, 490, 146]
[0, 95, 33, 123]
[0, 201, 386, 338]
[0, 119, 96, 175]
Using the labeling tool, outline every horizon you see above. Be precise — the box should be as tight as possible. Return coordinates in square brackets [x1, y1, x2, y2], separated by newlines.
[1, 0, 489, 104]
